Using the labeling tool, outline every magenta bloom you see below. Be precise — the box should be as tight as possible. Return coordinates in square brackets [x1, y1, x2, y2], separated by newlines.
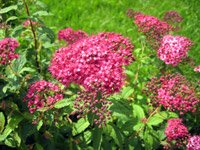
[165, 118, 189, 148]
[58, 27, 88, 45]
[23, 19, 38, 27]
[157, 35, 192, 66]
[134, 13, 172, 48]
[194, 65, 200, 72]
[187, 135, 200, 150]
[49, 32, 134, 95]
[145, 74, 199, 114]
[24, 80, 63, 113]
[0, 38, 19, 65]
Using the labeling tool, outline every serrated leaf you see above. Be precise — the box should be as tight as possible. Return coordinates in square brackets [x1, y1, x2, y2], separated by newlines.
[84, 131, 92, 144]
[93, 127, 102, 150]
[33, 11, 52, 16]
[12, 52, 27, 73]
[6, 16, 18, 23]
[121, 86, 134, 99]
[147, 114, 164, 126]
[132, 104, 145, 120]
[0, 5, 17, 14]
[110, 124, 123, 149]
[0, 112, 5, 133]
[54, 99, 70, 109]
[37, 120, 43, 131]
[72, 118, 90, 136]
[0, 112, 23, 141]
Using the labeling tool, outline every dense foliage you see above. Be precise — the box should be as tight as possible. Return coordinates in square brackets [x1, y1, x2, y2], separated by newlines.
[0, 0, 200, 150]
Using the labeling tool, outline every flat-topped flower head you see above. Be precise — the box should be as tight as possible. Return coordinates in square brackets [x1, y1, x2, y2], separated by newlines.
[50, 32, 134, 95]
[24, 80, 63, 113]
[134, 13, 172, 49]
[145, 74, 199, 114]
[0, 38, 19, 65]
[165, 118, 189, 148]
[187, 135, 200, 150]
[58, 27, 88, 45]
[157, 35, 192, 66]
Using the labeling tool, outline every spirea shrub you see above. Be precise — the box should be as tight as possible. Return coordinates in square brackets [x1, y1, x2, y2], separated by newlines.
[0, 38, 19, 65]
[157, 35, 192, 66]
[145, 74, 199, 114]
[165, 118, 189, 148]
[187, 135, 200, 150]
[24, 80, 63, 113]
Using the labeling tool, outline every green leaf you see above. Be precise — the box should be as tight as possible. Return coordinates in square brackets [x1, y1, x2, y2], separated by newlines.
[0, 5, 17, 14]
[110, 124, 124, 149]
[0, 112, 5, 133]
[54, 98, 70, 109]
[34, 143, 44, 150]
[33, 11, 52, 16]
[0, 112, 23, 141]
[84, 131, 92, 144]
[121, 86, 134, 99]
[12, 52, 27, 73]
[92, 127, 102, 150]
[19, 67, 35, 74]
[37, 120, 43, 131]
[6, 16, 18, 23]
[147, 113, 164, 126]
[132, 104, 145, 120]
[72, 118, 90, 136]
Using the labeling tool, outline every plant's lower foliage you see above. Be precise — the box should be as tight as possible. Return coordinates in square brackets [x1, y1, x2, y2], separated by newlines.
[145, 74, 199, 114]
[0, 38, 19, 65]
[164, 118, 189, 149]
[74, 89, 112, 128]
[24, 80, 63, 113]
[187, 135, 200, 150]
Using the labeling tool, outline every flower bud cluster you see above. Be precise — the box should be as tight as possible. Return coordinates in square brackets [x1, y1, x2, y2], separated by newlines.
[23, 19, 38, 27]
[0, 38, 19, 65]
[194, 65, 200, 72]
[24, 80, 63, 113]
[134, 13, 172, 49]
[163, 10, 183, 24]
[58, 27, 88, 45]
[165, 118, 189, 148]
[74, 89, 112, 127]
[187, 135, 200, 150]
[157, 35, 192, 66]
[145, 74, 199, 114]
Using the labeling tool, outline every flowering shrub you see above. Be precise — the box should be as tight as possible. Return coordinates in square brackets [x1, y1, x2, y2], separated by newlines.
[145, 74, 199, 114]
[24, 80, 63, 113]
[0, 38, 19, 65]
[157, 35, 192, 66]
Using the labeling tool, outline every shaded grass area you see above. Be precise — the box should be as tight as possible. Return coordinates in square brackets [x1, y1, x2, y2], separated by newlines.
[40, 0, 200, 78]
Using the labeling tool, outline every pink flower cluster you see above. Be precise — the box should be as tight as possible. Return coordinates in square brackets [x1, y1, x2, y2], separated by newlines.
[134, 13, 172, 48]
[145, 74, 199, 114]
[23, 19, 38, 27]
[163, 10, 183, 24]
[58, 28, 88, 45]
[157, 35, 192, 66]
[194, 65, 200, 72]
[74, 90, 112, 127]
[24, 80, 63, 113]
[165, 118, 189, 148]
[0, 38, 19, 65]
[187, 135, 200, 150]
[50, 32, 134, 95]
